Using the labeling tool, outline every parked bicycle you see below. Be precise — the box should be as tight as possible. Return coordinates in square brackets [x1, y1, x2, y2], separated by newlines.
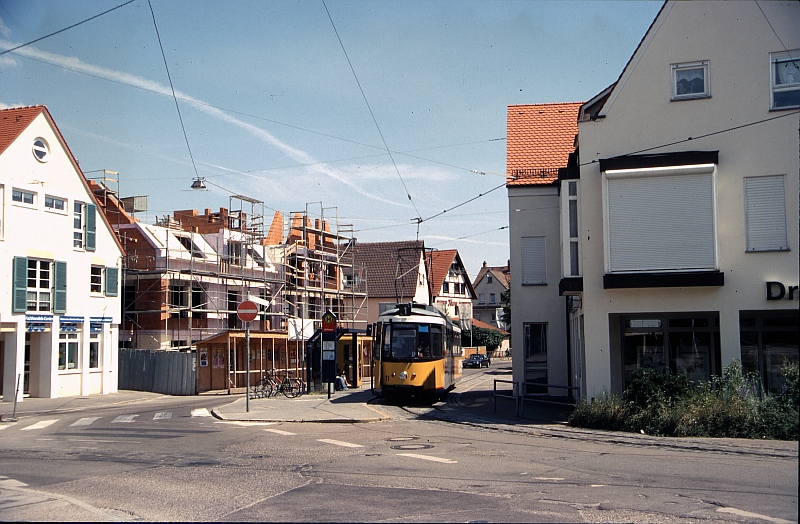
[249, 372, 305, 399]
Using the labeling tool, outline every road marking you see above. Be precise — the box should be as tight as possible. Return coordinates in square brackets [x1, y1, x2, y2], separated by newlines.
[534, 477, 564, 481]
[397, 453, 457, 464]
[153, 412, 172, 420]
[716, 508, 794, 524]
[21, 419, 59, 431]
[591, 484, 605, 487]
[67, 439, 118, 443]
[263, 428, 295, 435]
[71, 417, 100, 427]
[318, 438, 364, 448]
[191, 408, 211, 417]
[215, 421, 276, 427]
[111, 415, 138, 423]
[0, 425, 9, 431]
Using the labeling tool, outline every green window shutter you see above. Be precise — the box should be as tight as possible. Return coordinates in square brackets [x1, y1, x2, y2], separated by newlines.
[12, 256, 28, 313]
[105, 267, 119, 297]
[54, 261, 67, 314]
[85, 203, 97, 251]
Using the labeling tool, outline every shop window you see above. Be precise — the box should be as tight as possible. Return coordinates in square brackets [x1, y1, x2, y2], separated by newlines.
[622, 313, 720, 388]
[671, 61, 710, 100]
[59, 332, 80, 370]
[89, 332, 101, 369]
[740, 311, 799, 393]
[770, 50, 800, 110]
[521, 237, 546, 285]
[744, 175, 788, 252]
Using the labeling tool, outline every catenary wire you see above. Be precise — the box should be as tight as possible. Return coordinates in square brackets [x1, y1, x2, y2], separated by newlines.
[0, 0, 135, 56]
[147, 0, 200, 181]
[321, 0, 421, 220]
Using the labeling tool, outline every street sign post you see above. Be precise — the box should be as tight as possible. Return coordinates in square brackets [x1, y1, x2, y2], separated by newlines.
[237, 301, 259, 412]
[321, 310, 337, 398]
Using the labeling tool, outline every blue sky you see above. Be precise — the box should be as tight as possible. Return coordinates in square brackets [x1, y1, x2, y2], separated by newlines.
[0, 0, 662, 279]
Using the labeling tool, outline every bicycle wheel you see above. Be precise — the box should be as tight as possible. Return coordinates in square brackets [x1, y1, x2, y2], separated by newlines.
[292, 378, 306, 397]
[282, 378, 299, 398]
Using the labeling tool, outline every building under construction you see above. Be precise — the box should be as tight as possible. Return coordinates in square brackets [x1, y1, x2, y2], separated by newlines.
[91, 183, 368, 353]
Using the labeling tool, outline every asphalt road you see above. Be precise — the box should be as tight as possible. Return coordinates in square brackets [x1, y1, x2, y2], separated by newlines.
[0, 366, 797, 523]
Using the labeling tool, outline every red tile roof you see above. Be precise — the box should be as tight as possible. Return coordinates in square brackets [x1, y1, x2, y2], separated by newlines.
[353, 240, 426, 299]
[471, 317, 509, 335]
[0, 105, 46, 156]
[427, 249, 476, 300]
[506, 102, 582, 186]
[472, 263, 510, 289]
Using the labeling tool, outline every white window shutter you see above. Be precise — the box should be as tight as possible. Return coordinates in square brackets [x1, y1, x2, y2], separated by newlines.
[744, 175, 788, 252]
[522, 237, 546, 284]
[607, 173, 716, 272]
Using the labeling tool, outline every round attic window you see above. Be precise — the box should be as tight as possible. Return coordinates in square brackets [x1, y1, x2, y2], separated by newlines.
[32, 137, 50, 162]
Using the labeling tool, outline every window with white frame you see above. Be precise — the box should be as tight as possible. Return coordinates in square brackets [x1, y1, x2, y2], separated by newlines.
[604, 164, 717, 273]
[89, 332, 101, 369]
[44, 195, 66, 213]
[73, 201, 84, 247]
[521, 236, 547, 285]
[59, 332, 80, 370]
[27, 259, 52, 311]
[32, 137, 50, 162]
[561, 180, 581, 277]
[90, 265, 103, 294]
[12, 188, 36, 207]
[744, 175, 788, 252]
[671, 61, 710, 100]
[771, 50, 800, 110]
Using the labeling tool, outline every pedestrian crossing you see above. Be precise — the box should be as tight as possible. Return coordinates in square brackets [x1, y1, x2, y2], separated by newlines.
[1, 408, 214, 434]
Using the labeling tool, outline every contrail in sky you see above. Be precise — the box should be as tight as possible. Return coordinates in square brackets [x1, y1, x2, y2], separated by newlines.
[0, 40, 405, 207]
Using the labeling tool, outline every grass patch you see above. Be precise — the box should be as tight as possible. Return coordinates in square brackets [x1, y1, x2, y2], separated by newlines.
[568, 360, 798, 440]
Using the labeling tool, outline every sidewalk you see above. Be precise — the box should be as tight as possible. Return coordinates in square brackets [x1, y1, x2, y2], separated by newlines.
[211, 387, 390, 423]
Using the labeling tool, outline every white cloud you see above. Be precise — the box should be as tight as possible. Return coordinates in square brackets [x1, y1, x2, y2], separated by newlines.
[0, 39, 407, 208]
[0, 18, 10, 38]
[424, 234, 507, 247]
[0, 101, 24, 109]
[0, 55, 19, 67]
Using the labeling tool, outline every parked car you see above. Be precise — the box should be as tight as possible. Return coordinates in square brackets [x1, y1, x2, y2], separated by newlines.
[462, 353, 490, 368]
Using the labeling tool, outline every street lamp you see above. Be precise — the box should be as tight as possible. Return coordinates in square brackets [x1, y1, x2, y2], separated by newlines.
[190, 177, 207, 190]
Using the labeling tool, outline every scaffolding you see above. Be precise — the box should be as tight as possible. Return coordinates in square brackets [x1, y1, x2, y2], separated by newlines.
[282, 202, 368, 333]
[119, 195, 284, 351]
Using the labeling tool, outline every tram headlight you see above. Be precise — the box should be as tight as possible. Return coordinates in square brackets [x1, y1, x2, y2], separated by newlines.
[399, 371, 408, 380]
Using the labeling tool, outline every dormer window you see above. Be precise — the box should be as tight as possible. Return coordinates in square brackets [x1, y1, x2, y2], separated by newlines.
[671, 61, 710, 100]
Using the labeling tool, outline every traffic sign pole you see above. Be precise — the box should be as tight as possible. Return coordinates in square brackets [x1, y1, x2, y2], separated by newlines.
[237, 301, 259, 413]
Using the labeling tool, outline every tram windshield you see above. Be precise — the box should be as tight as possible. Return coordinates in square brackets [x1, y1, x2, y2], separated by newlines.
[382, 323, 444, 359]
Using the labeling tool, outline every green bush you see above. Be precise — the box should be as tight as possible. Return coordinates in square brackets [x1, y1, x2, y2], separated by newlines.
[568, 360, 798, 440]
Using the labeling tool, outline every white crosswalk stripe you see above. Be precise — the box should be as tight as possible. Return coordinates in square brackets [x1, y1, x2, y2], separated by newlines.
[190, 408, 211, 417]
[317, 438, 363, 448]
[153, 412, 172, 420]
[263, 428, 295, 435]
[70, 417, 100, 427]
[397, 453, 457, 464]
[21, 420, 59, 431]
[111, 415, 138, 423]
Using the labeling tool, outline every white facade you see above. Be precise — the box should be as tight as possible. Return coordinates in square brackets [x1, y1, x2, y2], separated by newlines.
[508, 185, 569, 394]
[576, 1, 799, 397]
[1, 108, 123, 401]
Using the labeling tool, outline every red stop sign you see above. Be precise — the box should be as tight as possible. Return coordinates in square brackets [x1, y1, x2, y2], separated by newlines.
[237, 300, 259, 323]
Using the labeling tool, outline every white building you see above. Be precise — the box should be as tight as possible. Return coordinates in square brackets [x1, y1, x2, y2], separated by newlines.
[574, 1, 799, 397]
[1, 106, 124, 402]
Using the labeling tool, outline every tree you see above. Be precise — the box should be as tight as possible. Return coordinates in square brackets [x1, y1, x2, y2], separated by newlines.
[465, 326, 505, 353]
[500, 286, 511, 327]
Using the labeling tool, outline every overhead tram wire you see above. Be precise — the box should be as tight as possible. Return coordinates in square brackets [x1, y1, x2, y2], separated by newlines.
[147, 0, 200, 183]
[0, 0, 135, 56]
[321, 0, 422, 222]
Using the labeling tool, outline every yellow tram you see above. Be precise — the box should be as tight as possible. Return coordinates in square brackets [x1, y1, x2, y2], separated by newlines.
[372, 302, 461, 401]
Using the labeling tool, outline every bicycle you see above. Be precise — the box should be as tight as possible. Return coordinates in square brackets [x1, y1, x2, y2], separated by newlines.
[249, 376, 274, 399]
[275, 373, 305, 398]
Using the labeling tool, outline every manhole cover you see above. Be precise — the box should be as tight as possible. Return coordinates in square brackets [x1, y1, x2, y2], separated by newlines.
[390, 444, 433, 450]
[387, 436, 419, 442]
